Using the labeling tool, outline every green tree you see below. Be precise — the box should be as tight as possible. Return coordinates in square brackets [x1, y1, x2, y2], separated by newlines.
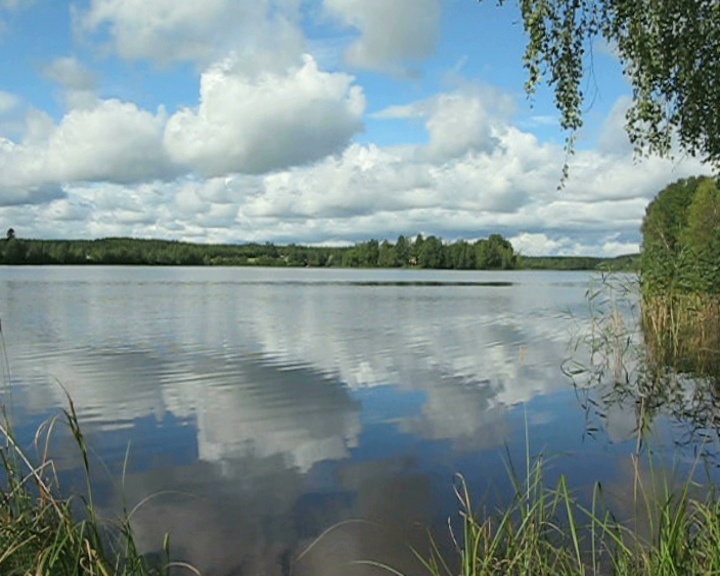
[486, 0, 720, 172]
[640, 177, 701, 293]
[473, 235, 518, 269]
[486, 234, 516, 269]
[474, 239, 489, 269]
[448, 240, 476, 269]
[2, 238, 27, 264]
[411, 234, 424, 266]
[363, 239, 380, 267]
[682, 179, 720, 293]
[378, 240, 399, 268]
[418, 235, 446, 269]
[395, 235, 410, 267]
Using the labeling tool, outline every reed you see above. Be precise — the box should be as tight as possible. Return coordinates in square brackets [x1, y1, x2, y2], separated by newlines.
[641, 292, 720, 378]
[417, 446, 720, 576]
[0, 396, 194, 576]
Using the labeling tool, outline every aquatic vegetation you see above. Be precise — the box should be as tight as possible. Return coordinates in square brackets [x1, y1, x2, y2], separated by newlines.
[418, 448, 720, 576]
[562, 271, 720, 452]
[0, 398, 196, 576]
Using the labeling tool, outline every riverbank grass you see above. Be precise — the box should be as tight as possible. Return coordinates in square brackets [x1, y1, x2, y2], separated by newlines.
[418, 447, 720, 576]
[4, 398, 720, 575]
[0, 399, 187, 576]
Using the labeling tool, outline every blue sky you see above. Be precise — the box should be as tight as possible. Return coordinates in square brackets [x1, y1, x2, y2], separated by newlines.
[0, 0, 710, 255]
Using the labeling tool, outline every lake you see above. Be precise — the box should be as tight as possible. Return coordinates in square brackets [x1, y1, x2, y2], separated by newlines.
[0, 266, 712, 576]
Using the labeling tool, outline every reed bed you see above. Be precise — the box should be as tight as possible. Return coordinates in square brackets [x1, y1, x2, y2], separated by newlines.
[641, 293, 720, 378]
[412, 273, 720, 576]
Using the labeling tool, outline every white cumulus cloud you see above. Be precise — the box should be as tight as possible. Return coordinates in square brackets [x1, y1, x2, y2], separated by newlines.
[325, 0, 441, 73]
[79, 0, 305, 66]
[0, 100, 174, 204]
[375, 88, 516, 161]
[164, 54, 365, 176]
[45, 100, 173, 183]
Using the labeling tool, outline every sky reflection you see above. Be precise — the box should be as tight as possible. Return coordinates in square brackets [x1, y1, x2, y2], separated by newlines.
[0, 266, 667, 575]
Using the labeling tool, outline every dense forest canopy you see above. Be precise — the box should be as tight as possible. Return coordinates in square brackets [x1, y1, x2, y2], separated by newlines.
[489, 0, 720, 171]
[0, 234, 519, 270]
[641, 176, 720, 295]
[0, 233, 637, 271]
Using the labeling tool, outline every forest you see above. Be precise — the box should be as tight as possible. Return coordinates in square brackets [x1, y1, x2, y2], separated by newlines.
[0, 231, 637, 271]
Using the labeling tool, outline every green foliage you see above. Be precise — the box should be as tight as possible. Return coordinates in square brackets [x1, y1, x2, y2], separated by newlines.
[418, 235, 446, 269]
[2, 238, 27, 265]
[0, 234, 523, 270]
[0, 234, 644, 272]
[487, 0, 720, 172]
[641, 176, 720, 296]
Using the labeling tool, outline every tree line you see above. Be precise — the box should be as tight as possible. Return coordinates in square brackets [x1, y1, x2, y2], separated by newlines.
[0, 231, 640, 271]
[0, 233, 522, 270]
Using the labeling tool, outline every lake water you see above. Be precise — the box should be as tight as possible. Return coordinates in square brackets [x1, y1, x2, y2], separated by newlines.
[0, 266, 713, 575]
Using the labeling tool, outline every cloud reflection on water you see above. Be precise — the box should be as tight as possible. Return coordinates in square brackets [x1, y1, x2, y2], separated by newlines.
[1, 267, 601, 575]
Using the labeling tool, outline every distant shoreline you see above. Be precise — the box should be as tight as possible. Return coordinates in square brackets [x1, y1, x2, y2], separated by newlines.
[0, 235, 639, 271]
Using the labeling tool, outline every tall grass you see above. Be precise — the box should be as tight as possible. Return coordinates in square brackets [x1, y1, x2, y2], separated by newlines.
[416, 446, 720, 576]
[0, 396, 197, 575]
[641, 292, 720, 378]
[563, 273, 720, 451]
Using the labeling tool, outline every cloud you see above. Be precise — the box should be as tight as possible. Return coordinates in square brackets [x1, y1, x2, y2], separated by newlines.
[510, 232, 639, 257]
[0, 53, 365, 204]
[3, 87, 712, 255]
[597, 95, 633, 156]
[42, 57, 96, 91]
[164, 54, 365, 176]
[0, 90, 19, 113]
[374, 88, 515, 161]
[47, 100, 173, 183]
[44, 198, 93, 222]
[0, 182, 64, 207]
[42, 57, 98, 109]
[79, 0, 304, 66]
[0, 100, 175, 203]
[22, 108, 55, 143]
[424, 91, 504, 160]
[325, 0, 441, 73]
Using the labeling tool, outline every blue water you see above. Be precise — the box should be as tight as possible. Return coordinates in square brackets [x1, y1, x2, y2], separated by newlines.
[0, 266, 712, 576]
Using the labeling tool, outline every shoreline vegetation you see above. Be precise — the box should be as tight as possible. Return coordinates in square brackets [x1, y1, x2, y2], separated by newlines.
[640, 176, 720, 377]
[0, 233, 638, 271]
[0, 399, 188, 576]
[4, 398, 720, 576]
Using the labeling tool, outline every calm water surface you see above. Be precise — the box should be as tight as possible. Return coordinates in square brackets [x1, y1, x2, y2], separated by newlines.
[0, 266, 705, 575]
